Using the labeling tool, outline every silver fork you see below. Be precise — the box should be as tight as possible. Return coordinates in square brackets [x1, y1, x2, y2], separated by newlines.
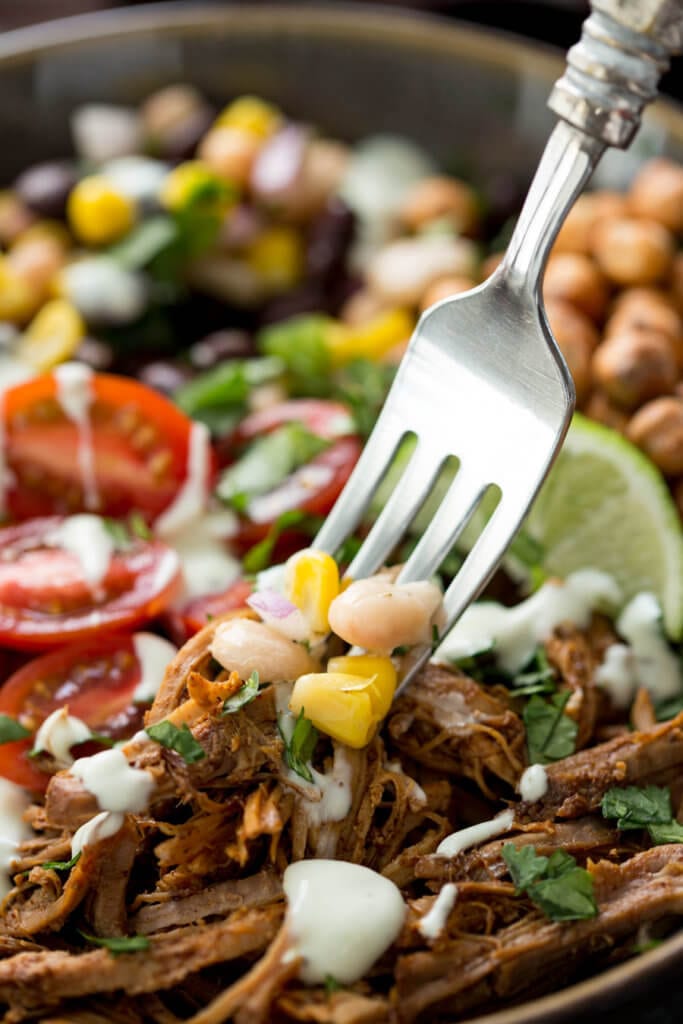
[314, 0, 683, 691]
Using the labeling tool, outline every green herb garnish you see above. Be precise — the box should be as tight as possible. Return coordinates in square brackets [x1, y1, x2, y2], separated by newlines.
[0, 714, 31, 744]
[79, 931, 150, 957]
[508, 647, 557, 698]
[42, 852, 81, 873]
[501, 843, 548, 893]
[242, 510, 307, 573]
[523, 690, 578, 765]
[223, 672, 260, 715]
[102, 517, 132, 549]
[109, 216, 179, 271]
[174, 357, 282, 421]
[654, 693, 683, 721]
[258, 315, 332, 397]
[601, 784, 683, 844]
[145, 721, 205, 764]
[281, 709, 318, 783]
[325, 974, 342, 996]
[128, 510, 152, 541]
[332, 359, 396, 438]
[502, 844, 598, 921]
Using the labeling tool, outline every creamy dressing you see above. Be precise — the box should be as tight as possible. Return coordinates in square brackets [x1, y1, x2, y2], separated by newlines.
[436, 571, 622, 673]
[436, 809, 515, 858]
[71, 810, 124, 857]
[132, 632, 177, 703]
[595, 643, 638, 708]
[54, 363, 99, 511]
[417, 883, 457, 940]
[155, 421, 212, 537]
[615, 593, 682, 702]
[283, 859, 406, 985]
[304, 747, 354, 828]
[166, 517, 241, 601]
[518, 764, 548, 803]
[46, 514, 115, 588]
[32, 708, 91, 767]
[274, 681, 296, 746]
[70, 748, 154, 813]
[0, 778, 31, 900]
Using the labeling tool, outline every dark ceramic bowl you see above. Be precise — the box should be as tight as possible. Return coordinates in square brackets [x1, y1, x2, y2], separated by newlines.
[0, 4, 680, 1022]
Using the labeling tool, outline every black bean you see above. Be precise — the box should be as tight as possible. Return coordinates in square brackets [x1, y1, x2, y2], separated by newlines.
[306, 198, 355, 283]
[138, 360, 192, 395]
[188, 329, 253, 369]
[74, 337, 114, 371]
[14, 161, 78, 219]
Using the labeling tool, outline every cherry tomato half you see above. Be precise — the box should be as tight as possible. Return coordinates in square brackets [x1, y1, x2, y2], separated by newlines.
[0, 633, 150, 791]
[0, 517, 182, 649]
[235, 399, 355, 444]
[2, 371, 201, 522]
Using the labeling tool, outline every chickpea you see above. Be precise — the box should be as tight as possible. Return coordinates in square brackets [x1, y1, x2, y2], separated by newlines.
[591, 217, 674, 287]
[419, 274, 477, 311]
[591, 328, 678, 411]
[7, 234, 65, 294]
[544, 298, 597, 403]
[198, 126, 261, 186]
[340, 287, 391, 326]
[543, 253, 610, 322]
[209, 617, 317, 684]
[0, 191, 34, 246]
[399, 176, 479, 235]
[368, 234, 478, 307]
[628, 158, 683, 234]
[328, 578, 443, 654]
[481, 251, 503, 281]
[141, 83, 206, 139]
[553, 191, 627, 255]
[287, 139, 350, 221]
[671, 253, 683, 316]
[583, 390, 628, 432]
[605, 288, 683, 369]
[626, 398, 683, 476]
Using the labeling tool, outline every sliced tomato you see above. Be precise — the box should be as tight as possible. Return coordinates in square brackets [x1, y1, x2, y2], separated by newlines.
[0, 633, 151, 791]
[234, 436, 362, 548]
[2, 371, 205, 522]
[171, 578, 254, 640]
[0, 517, 182, 649]
[235, 399, 355, 444]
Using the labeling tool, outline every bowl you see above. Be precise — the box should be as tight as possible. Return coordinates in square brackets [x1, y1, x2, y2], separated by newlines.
[0, 4, 681, 1022]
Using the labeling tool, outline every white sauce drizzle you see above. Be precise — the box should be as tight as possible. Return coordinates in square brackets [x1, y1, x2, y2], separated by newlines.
[595, 643, 638, 709]
[436, 570, 622, 673]
[283, 859, 406, 985]
[417, 883, 457, 940]
[71, 810, 124, 857]
[436, 809, 515, 859]
[70, 748, 153, 813]
[0, 777, 31, 900]
[304, 746, 354, 829]
[154, 421, 211, 537]
[167, 516, 241, 601]
[132, 632, 177, 703]
[54, 363, 99, 510]
[519, 764, 548, 803]
[32, 708, 92, 767]
[46, 514, 115, 588]
[615, 593, 682, 702]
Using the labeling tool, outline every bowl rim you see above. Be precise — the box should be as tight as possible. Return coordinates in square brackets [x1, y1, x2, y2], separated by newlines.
[0, 3, 681, 1022]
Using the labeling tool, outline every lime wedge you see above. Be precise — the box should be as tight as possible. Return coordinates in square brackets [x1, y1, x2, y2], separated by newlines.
[526, 413, 683, 639]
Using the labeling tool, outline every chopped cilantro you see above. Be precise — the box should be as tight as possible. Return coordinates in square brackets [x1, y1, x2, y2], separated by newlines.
[654, 693, 683, 721]
[102, 517, 131, 549]
[648, 820, 683, 844]
[174, 357, 282, 421]
[601, 784, 683, 844]
[79, 931, 150, 957]
[145, 721, 205, 764]
[332, 359, 396, 438]
[258, 315, 332, 397]
[42, 852, 81, 873]
[242, 510, 307, 573]
[280, 709, 318, 783]
[325, 974, 342, 996]
[523, 691, 578, 765]
[223, 672, 260, 714]
[501, 843, 548, 893]
[508, 647, 557, 698]
[502, 843, 597, 921]
[0, 714, 31, 744]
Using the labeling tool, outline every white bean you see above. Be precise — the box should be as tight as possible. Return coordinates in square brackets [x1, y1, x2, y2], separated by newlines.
[210, 618, 317, 683]
[367, 234, 478, 306]
[328, 578, 443, 653]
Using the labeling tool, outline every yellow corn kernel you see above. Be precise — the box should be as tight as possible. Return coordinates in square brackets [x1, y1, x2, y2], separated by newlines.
[215, 95, 281, 139]
[159, 160, 235, 214]
[17, 299, 85, 371]
[326, 308, 414, 367]
[286, 548, 340, 634]
[0, 255, 41, 324]
[290, 672, 376, 749]
[327, 655, 397, 719]
[67, 176, 136, 246]
[245, 227, 303, 291]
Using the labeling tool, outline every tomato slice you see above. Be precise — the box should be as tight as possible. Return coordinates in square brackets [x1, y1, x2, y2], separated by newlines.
[0, 633, 151, 791]
[171, 578, 254, 640]
[2, 371, 202, 522]
[235, 399, 355, 444]
[0, 517, 182, 649]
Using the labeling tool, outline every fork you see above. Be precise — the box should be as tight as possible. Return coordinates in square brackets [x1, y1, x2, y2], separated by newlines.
[313, 0, 683, 692]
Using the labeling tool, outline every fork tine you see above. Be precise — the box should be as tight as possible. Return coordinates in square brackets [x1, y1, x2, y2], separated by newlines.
[345, 443, 446, 580]
[397, 467, 491, 584]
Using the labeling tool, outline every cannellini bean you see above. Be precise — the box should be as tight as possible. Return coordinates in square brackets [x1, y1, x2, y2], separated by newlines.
[71, 104, 143, 164]
[368, 234, 478, 306]
[328, 578, 443, 653]
[210, 617, 317, 683]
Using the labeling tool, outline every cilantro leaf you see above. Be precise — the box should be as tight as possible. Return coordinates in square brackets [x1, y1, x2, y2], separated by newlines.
[281, 709, 318, 783]
[79, 931, 150, 957]
[502, 843, 548, 893]
[42, 853, 81, 872]
[601, 785, 672, 831]
[527, 865, 598, 922]
[174, 357, 281, 420]
[325, 974, 342, 996]
[654, 693, 683, 721]
[145, 721, 205, 764]
[523, 691, 578, 765]
[0, 714, 31, 744]
[258, 315, 332, 397]
[332, 359, 396, 438]
[102, 517, 132, 550]
[508, 647, 557, 698]
[223, 672, 260, 715]
[647, 820, 683, 845]
[242, 510, 307, 574]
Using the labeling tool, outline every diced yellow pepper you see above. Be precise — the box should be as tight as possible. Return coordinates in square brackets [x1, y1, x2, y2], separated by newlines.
[159, 161, 236, 213]
[215, 95, 281, 139]
[286, 548, 340, 634]
[17, 298, 85, 371]
[67, 176, 136, 246]
[325, 308, 414, 367]
[327, 655, 397, 719]
[290, 672, 377, 749]
[245, 227, 303, 292]
[0, 255, 41, 324]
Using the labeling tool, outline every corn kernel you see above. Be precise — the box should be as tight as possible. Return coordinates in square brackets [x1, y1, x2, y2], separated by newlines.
[215, 95, 281, 139]
[17, 298, 85, 371]
[326, 308, 415, 367]
[0, 255, 41, 324]
[160, 160, 235, 213]
[327, 655, 397, 719]
[289, 672, 376, 749]
[67, 175, 136, 246]
[286, 548, 340, 634]
[245, 227, 303, 291]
